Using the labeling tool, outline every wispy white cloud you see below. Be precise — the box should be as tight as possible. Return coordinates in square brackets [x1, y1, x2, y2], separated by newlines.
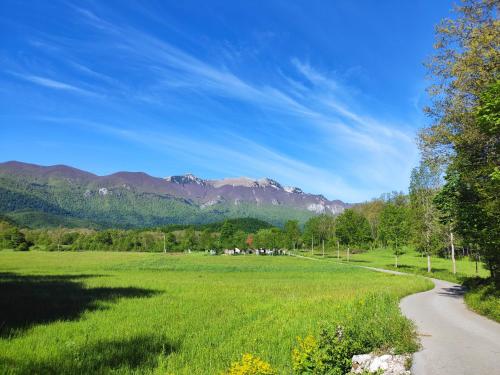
[38, 116, 364, 200]
[8, 5, 420, 201]
[9, 72, 100, 97]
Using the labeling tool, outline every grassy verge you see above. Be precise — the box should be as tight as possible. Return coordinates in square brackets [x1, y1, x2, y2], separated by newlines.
[463, 277, 500, 323]
[0, 250, 431, 374]
[302, 247, 498, 322]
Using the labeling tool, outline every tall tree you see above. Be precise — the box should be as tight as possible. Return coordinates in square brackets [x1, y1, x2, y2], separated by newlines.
[335, 209, 372, 260]
[420, 0, 499, 282]
[283, 220, 301, 251]
[219, 220, 236, 249]
[409, 162, 445, 272]
[378, 203, 409, 267]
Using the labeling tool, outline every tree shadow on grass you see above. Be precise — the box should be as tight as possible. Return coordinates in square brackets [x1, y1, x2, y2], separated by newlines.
[0, 272, 160, 337]
[1, 334, 178, 374]
[385, 264, 448, 274]
[347, 259, 370, 263]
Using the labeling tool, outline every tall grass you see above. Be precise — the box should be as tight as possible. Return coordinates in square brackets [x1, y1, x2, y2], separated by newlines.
[0, 251, 431, 374]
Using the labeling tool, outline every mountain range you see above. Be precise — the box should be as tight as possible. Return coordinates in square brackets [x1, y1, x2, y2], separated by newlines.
[0, 161, 348, 228]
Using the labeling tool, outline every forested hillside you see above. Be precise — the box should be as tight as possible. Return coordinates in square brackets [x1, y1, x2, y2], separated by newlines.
[0, 163, 326, 228]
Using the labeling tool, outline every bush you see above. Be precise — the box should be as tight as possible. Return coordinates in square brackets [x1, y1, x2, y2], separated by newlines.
[225, 354, 276, 375]
[292, 326, 361, 375]
[292, 294, 419, 374]
[15, 242, 30, 251]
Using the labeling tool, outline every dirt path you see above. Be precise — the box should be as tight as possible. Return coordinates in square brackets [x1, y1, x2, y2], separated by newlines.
[290, 255, 500, 374]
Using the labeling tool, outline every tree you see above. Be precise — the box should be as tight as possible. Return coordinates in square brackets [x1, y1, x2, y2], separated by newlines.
[219, 220, 236, 249]
[283, 220, 301, 251]
[315, 215, 336, 257]
[420, 0, 499, 282]
[303, 215, 336, 255]
[233, 230, 248, 250]
[0, 222, 30, 251]
[434, 82, 500, 280]
[199, 229, 214, 251]
[409, 162, 446, 272]
[181, 227, 197, 251]
[378, 203, 409, 267]
[420, 0, 499, 164]
[335, 209, 372, 260]
[164, 232, 177, 252]
[254, 228, 282, 250]
[353, 199, 385, 246]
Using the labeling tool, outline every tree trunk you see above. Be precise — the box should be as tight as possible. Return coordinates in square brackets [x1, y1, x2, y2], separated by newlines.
[450, 231, 456, 275]
[337, 241, 340, 260]
[427, 254, 431, 273]
[322, 239, 325, 257]
[311, 236, 314, 255]
[347, 247, 350, 262]
[395, 254, 398, 268]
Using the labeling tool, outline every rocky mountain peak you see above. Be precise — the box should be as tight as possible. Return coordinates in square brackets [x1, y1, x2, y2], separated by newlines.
[165, 173, 206, 185]
[257, 178, 283, 189]
[284, 186, 303, 194]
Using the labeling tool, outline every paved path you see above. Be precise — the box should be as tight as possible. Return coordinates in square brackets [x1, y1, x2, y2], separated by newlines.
[290, 254, 500, 374]
[400, 278, 500, 375]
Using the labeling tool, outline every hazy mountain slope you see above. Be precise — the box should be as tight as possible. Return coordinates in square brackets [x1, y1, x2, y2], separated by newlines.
[0, 161, 347, 228]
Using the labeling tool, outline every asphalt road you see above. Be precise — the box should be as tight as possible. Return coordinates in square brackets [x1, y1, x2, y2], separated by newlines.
[399, 278, 500, 375]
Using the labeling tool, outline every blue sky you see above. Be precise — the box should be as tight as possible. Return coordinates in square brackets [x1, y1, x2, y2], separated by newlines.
[0, 0, 454, 202]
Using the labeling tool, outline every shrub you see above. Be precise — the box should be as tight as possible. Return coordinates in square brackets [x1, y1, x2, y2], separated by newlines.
[15, 242, 30, 251]
[292, 293, 419, 374]
[292, 326, 361, 375]
[225, 354, 277, 375]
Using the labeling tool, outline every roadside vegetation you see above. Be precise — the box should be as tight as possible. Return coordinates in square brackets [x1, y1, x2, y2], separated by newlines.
[0, 251, 431, 374]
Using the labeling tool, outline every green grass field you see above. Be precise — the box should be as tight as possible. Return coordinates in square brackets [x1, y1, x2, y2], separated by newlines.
[303, 247, 499, 323]
[305, 247, 489, 283]
[0, 251, 431, 374]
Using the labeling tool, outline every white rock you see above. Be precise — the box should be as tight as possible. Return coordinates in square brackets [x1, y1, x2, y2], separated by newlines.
[350, 352, 411, 375]
[98, 187, 109, 196]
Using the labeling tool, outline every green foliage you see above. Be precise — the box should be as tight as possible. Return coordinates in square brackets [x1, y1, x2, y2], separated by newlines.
[253, 228, 283, 249]
[219, 220, 237, 249]
[0, 221, 29, 250]
[283, 220, 301, 250]
[420, 0, 499, 162]
[419, 0, 499, 283]
[408, 162, 446, 257]
[292, 326, 361, 375]
[292, 294, 420, 374]
[378, 203, 410, 262]
[335, 209, 372, 248]
[463, 277, 500, 322]
[433, 82, 500, 282]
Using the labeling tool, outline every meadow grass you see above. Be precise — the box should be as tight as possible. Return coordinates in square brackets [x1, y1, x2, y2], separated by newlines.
[0, 251, 431, 374]
[305, 247, 499, 322]
[306, 247, 489, 283]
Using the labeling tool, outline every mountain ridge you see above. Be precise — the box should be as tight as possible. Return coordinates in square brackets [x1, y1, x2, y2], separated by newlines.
[0, 161, 348, 228]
